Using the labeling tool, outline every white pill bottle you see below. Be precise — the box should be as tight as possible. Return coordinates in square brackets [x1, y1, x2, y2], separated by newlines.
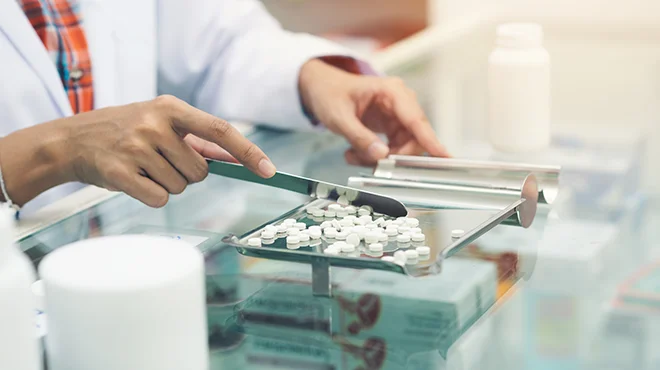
[488, 23, 551, 153]
[0, 208, 42, 370]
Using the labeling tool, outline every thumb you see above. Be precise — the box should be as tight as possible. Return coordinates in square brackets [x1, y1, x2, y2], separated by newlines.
[334, 115, 390, 162]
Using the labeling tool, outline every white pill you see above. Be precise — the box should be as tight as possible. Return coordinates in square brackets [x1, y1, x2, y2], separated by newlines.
[352, 226, 367, 239]
[324, 210, 336, 218]
[265, 225, 278, 233]
[405, 249, 419, 260]
[248, 238, 261, 247]
[336, 210, 348, 218]
[346, 233, 360, 247]
[308, 225, 321, 231]
[409, 227, 422, 235]
[339, 219, 354, 227]
[286, 235, 300, 244]
[381, 256, 396, 262]
[353, 218, 366, 226]
[261, 230, 275, 239]
[358, 208, 371, 216]
[336, 230, 349, 240]
[377, 233, 388, 243]
[374, 217, 386, 226]
[328, 204, 342, 211]
[298, 233, 310, 242]
[416, 246, 431, 255]
[396, 234, 411, 243]
[320, 221, 333, 229]
[345, 206, 357, 215]
[309, 228, 322, 239]
[397, 217, 407, 223]
[341, 244, 356, 253]
[392, 218, 405, 226]
[342, 226, 354, 234]
[287, 228, 300, 236]
[365, 231, 380, 244]
[262, 238, 275, 245]
[411, 233, 426, 242]
[294, 222, 307, 230]
[306, 207, 317, 214]
[324, 227, 338, 237]
[332, 219, 342, 230]
[360, 205, 373, 213]
[365, 223, 378, 230]
[324, 248, 339, 255]
[277, 224, 289, 233]
[398, 226, 410, 234]
[337, 195, 350, 206]
[337, 187, 347, 196]
[452, 229, 465, 239]
[383, 220, 393, 227]
[385, 228, 398, 237]
[343, 215, 356, 222]
[313, 208, 325, 217]
[405, 218, 420, 227]
[368, 243, 384, 252]
[283, 218, 297, 226]
[394, 250, 407, 264]
[359, 214, 372, 222]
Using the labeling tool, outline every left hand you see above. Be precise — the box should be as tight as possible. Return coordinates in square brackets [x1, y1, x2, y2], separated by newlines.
[299, 59, 450, 166]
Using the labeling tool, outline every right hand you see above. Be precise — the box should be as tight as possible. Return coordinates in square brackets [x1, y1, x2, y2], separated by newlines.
[56, 95, 276, 207]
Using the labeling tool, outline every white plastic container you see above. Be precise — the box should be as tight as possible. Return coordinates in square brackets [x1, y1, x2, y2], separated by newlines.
[40, 235, 209, 370]
[488, 23, 551, 153]
[0, 208, 42, 370]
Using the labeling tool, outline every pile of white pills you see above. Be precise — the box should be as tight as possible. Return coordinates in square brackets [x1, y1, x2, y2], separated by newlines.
[246, 202, 432, 265]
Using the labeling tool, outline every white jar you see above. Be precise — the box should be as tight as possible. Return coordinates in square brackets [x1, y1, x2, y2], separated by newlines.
[488, 23, 551, 153]
[0, 208, 42, 370]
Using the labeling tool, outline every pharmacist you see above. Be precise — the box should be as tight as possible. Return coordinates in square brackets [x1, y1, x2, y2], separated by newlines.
[0, 0, 448, 216]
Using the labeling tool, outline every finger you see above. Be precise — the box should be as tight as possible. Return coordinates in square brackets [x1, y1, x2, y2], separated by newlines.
[158, 96, 276, 178]
[331, 112, 389, 163]
[389, 89, 451, 157]
[344, 148, 378, 167]
[106, 166, 170, 208]
[389, 139, 425, 156]
[137, 150, 188, 195]
[157, 132, 210, 184]
[183, 134, 238, 163]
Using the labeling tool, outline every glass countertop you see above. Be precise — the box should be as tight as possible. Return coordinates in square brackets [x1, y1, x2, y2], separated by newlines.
[19, 21, 660, 370]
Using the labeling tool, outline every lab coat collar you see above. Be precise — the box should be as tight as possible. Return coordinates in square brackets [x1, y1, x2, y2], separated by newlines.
[0, 1, 73, 117]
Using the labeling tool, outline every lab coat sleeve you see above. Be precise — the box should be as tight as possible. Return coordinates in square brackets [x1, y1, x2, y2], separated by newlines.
[157, 0, 374, 131]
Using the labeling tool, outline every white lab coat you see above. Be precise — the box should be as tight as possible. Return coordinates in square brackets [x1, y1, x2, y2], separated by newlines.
[0, 0, 366, 215]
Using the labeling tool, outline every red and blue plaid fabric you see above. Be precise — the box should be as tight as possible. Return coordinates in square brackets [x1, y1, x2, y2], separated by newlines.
[18, 0, 94, 114]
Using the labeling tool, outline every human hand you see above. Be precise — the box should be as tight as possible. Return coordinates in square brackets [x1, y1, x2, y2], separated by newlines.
[298, 59, 450, 166]
[56, 95, 275, 207]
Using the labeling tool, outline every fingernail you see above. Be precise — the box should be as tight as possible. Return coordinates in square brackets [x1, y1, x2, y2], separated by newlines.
[367, 142, 390, 161]
[258, 158, 277, 178]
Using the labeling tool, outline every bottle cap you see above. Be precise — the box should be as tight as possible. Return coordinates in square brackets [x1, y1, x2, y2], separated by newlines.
[496, 23, 543, 48]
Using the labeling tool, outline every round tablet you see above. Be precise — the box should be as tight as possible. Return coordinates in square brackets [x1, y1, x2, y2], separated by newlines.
[377, 233, 388, 243]
[353, 218, 366, 226]
[328, 204, 342, 211]
[264, 225, 278, 233]
[451, 229, 465, 239]
[352, 226, 367, 239]
[332, 219, 342, 230]
[324, 210, 336, 218]
[405, 218, 420, 227]
[398, 226, 410, 234]
[339, 219, 353, 227]
[286, 235, 300, 244]
[294, 222, 307, 230]
[308, 225, 321, 231]
[309, 228, 322, 239]
[283, 218, 297, 226]
[341, 244, 356, 253]
[287, 228, 300, 236]
[306, 207, 317, 214]
[336, 230, 349, 240]
[409, 227, 422, 235]
[337, 195, 350, 206]
[345, 206, 357, 215]
[416, 246, 431, 255]
[298, 233, 310, 242]
[320, 221, 333, 229]
[313, 209, 325, 217]
[365, 231, 380, 244]
[404, 249, 419, 260]
[411, 233, 426, 242]
[357, 208, 371, 217]
[359, 215, 373, 223]
[248, 238, 261, 247]
[365, 223, 378, 230]
[393, 250, 407, 264]
[261, 230, 275, 239]
[336, 210, 348, 218]
[324, 227, 338, 237]
[385, 228, 398, 237]
[277, 224, 288, 233]
[368, 243, 383, 252]
[323, 248, 339, 255]
[381, 256, 396, 262]
[383, 220, 393, 227]
[374, 217, 386, 226]
[346, 233, 360, 247]
[343, 215, 356, 222]
[396, 234, 411, 243]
